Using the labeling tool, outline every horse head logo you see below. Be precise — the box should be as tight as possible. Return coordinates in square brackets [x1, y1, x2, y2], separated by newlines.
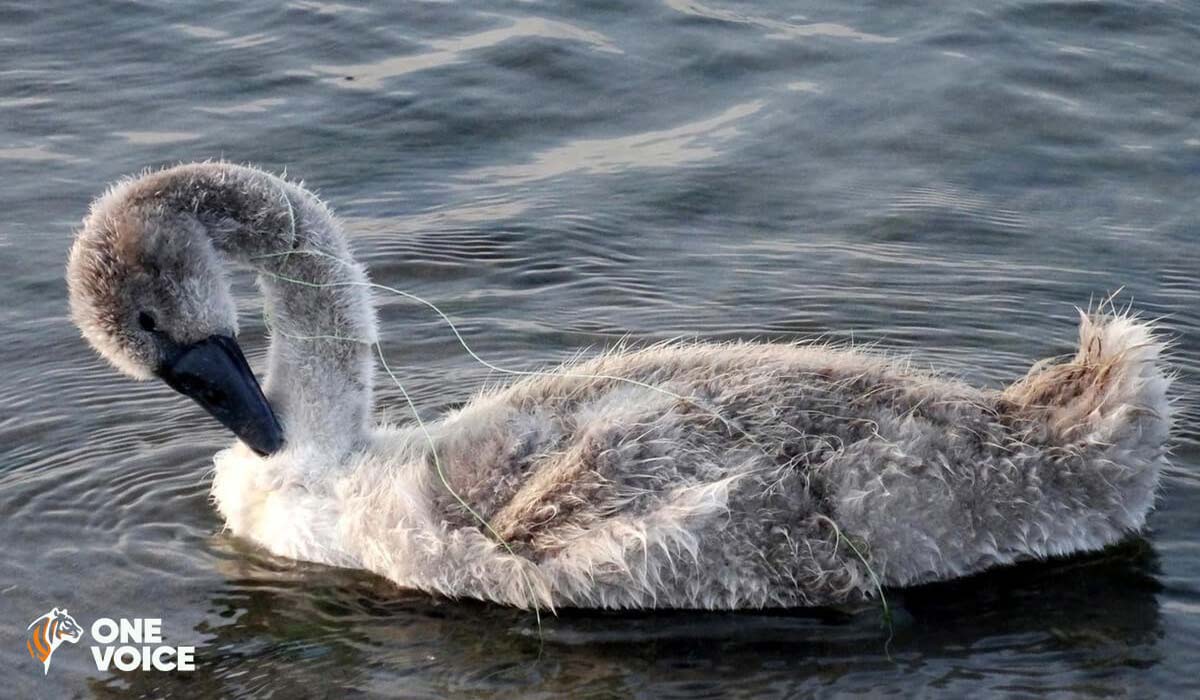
[27, 608, 84, 674]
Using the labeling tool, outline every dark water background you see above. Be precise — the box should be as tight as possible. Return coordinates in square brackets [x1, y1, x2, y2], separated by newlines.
[2, 1, 1199, 697]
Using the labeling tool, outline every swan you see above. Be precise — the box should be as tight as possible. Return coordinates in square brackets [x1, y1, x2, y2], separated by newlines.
[66, 162, 1173, 610]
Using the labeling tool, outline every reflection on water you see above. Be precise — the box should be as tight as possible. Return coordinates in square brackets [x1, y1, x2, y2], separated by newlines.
[315, 17, 621, 90]
[663, 0, 897, 44]
[1, 0, 1198, 696]
[466, 100, 766, 184]
[87, 539, 1162, 698]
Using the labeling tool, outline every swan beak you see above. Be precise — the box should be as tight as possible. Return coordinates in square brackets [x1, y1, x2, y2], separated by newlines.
[157, 335, 285, 457]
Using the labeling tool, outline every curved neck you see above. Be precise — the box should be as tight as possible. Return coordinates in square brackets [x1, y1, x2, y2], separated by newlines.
[137, 163, 377, 453]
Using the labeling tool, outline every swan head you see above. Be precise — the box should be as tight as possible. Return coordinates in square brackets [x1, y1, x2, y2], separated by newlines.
[66, 186, 285, 456]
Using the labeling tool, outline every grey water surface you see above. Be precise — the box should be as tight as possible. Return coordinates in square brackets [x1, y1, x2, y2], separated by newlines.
[1, 1, 1199, 697]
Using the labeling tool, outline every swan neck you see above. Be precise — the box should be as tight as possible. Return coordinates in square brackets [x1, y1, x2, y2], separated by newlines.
[142, 163, 377, 451]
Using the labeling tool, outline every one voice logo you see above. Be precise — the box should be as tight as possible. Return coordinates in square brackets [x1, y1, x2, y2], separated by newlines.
[26, 607, 195, 675]
[26, 608, 83, 674]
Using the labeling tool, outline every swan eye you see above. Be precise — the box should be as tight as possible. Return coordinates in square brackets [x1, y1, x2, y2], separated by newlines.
[138, 311, 157, 332]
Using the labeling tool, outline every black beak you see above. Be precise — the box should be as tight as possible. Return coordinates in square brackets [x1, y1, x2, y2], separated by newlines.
[157, 335, 284, 457]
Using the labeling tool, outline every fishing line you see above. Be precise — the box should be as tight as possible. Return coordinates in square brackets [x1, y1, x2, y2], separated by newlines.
[252, 247, 892, 629]
[262, 310, 549, 639]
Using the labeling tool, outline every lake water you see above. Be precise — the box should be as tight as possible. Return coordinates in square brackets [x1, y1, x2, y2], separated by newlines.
[2, 1, 1198, 697]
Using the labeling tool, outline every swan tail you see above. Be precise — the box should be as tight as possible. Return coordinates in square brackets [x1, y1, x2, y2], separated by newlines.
[1002, 308, 1173, 452]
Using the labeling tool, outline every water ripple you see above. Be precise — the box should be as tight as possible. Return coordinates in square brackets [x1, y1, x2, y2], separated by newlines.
[465, 99, 765, 184]
[663, 0, 896, 43]
[314, 16, 622, 89]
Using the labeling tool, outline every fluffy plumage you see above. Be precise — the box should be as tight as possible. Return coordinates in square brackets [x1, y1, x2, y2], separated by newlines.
[69, 163, 1174, 610]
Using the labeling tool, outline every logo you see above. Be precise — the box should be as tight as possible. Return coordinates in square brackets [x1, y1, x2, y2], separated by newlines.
[25, 607, 195, 675]
[26, 608, 84, 674]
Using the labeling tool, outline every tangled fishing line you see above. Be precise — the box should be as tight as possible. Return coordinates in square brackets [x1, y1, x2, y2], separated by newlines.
[250, 246, 894, 640]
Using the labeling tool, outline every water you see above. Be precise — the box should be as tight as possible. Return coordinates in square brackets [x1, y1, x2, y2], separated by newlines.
[2, 0, 1198, 696]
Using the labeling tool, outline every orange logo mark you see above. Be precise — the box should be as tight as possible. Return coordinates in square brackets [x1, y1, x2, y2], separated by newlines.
[26, 608, 84, 674]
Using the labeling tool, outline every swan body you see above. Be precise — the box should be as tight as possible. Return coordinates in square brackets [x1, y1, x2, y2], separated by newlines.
[68, 163, 1173, 610]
